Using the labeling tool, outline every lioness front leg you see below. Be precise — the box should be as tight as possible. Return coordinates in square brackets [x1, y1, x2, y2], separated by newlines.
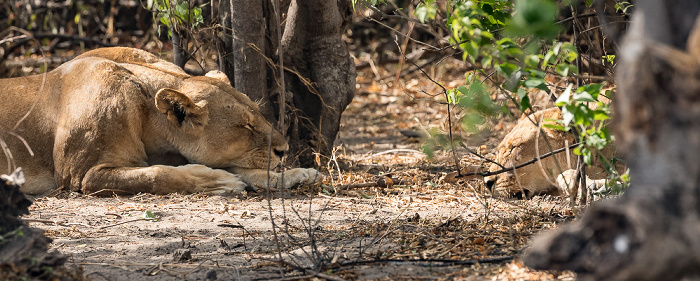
[230, 167, 321, 189]
[81, 164, 247, 195]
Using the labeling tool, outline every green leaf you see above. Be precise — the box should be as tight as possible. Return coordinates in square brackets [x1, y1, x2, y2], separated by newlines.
[525, 55, 540, 68]
[463, 40, 479, 60]
[561, 104, 575, 126]
[583, 149, 593, 165]
[160, 16, 170, 27]
[175, 2, 188, 19]
[555, 84, 573, 106]
[542, 51, 553, 68]
[496, 62, 519, 77]
[581, 83, 604, 99]
[492, 11, 507, 24]
[506, 0, 560, 39]
[496, 37, 516, 47]
[143, 210, 156, 219]
[543, 122, 567, 131]
[593, 109, 610, 121]
[574, 104, 593, 126]
[529, 69, 546, 78]
[481, 55, 493, 67]
[415, 0, 437, 23]
[602, 55, 616, 65]
[573, 91, 595, 102]
[585, 132, 608, 150]
[523, 77, 547, 91]
[555, 64, 570, 77]
[482, 3, 494, 15]
[519, 95, 531, 111]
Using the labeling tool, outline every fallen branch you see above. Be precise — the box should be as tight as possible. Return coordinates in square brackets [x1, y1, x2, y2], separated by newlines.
[99, 217, 158, 229]
[448, 142, 580, 180]
[2, 56, 75, 68]
[340, 176, 395, 189]
[23, 218, 93, 228]
[333, 255, 514, 268]
[278, 260, 347, 281]
[5, 33, 117, 48]
[1, 32, 117, 63]
[77, 261, 239, 269]
[361, 148, 425, 159]
[85, 188, 129, 197]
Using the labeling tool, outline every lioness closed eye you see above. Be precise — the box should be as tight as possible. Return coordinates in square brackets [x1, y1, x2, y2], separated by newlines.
[0, 47, 320, 196]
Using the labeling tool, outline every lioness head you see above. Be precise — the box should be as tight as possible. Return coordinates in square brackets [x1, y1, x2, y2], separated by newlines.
[484, 107, 575, 197]
[154, 72, 288, 170]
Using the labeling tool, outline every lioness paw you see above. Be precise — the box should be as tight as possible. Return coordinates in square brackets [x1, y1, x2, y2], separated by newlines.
[176, 164, 247, 195]
[208, 177, 248, 195]
[281, 168, 321, 189]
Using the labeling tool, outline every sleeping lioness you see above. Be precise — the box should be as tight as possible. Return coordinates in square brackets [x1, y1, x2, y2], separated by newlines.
[484, 107, 621, 198]
[0, 47, 319, 196]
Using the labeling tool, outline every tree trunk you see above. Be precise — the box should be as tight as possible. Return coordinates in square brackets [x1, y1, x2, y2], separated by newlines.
[523, 1, 700, 280]
[230, 0, 271, 116]
[216, 0, 235, 80]
[172, 28, 189, 68]
[281, 0, 356, 166]
[218, 0, 355, 167]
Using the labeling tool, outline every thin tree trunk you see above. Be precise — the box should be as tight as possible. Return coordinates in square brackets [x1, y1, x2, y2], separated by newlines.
[217, 0, 235, 77]
[172, 28, 188, 68]
[524, 1, 700, 280]
[230, 0, 272, 117]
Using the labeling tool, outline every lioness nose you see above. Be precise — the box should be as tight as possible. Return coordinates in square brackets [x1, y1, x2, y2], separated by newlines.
[273, 148, 285, 158]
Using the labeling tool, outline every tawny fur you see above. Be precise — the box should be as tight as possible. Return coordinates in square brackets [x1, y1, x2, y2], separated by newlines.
[485, 107, 617, 197]
[0, 47, 318, 196]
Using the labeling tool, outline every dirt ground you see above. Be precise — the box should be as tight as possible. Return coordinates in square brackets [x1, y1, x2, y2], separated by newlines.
[20, 57, 578, 280]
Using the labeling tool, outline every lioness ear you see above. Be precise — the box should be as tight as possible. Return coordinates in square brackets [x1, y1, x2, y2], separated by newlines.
[155, 88, 209, 128]
[205, 70, 231, 85]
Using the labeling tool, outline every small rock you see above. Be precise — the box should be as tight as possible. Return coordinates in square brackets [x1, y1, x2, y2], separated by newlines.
[205, 269, 217, 280]
[172, 248, 192, 261]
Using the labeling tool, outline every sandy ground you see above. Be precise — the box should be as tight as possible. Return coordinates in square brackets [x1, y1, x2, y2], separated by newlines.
[21, 58, 578, 280]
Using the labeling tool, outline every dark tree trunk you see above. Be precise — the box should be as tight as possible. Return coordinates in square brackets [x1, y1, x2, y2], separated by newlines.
[217, 0, 355, 167]
[216, 0, 235, 79]
[230, 0, 272, 117]
[524, 1, 700, 280]
[281, 0, 356, 166]
[172, 29, 189, 68]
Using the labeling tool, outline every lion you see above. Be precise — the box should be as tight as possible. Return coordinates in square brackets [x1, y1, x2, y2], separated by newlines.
[484, 107, 619, 198]
[0, 47, 319, 196]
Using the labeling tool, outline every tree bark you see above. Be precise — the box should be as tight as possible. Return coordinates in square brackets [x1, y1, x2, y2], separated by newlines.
[523, 1, 700, 280]
[217, 0, 355, 167]
[281, 0, 356, 166]
[227, 0, 273, 118]
[217, 0, 235, 79]
[172, 29, 189, 68]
